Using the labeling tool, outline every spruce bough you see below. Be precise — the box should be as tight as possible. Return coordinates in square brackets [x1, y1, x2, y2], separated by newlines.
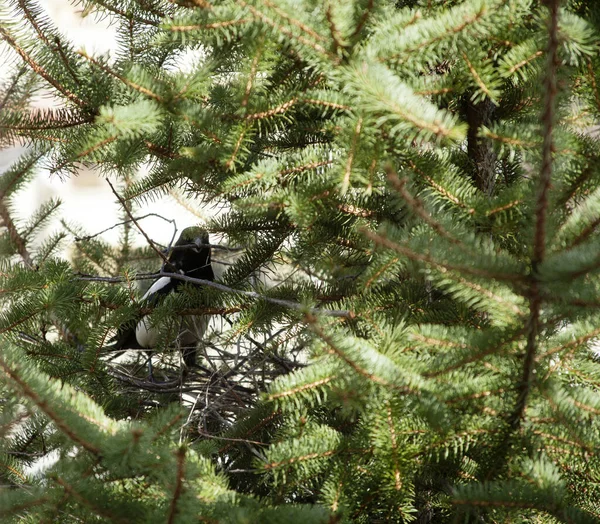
[1, 0, 600, 522]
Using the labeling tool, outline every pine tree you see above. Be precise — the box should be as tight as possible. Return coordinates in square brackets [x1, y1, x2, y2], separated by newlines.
[2, 0, 600, 521]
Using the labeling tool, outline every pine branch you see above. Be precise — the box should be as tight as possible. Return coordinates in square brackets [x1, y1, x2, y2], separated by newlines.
[106, 179, 172, 268]
[385, 165, 463, 246]
[53, 476, 129, 524]
[236, 0, 335, 60]
[362, 227, 524, 285]
[0, 66, 27, 112]
[0, 26, 86, 108]
[76, 271, 354, 318]
[0, 355, 101, 454]
[167, 447, 186, 524]
[77, 51, 164, 102]
[492, 0, 562, 478]
[0, 202, 32, 266]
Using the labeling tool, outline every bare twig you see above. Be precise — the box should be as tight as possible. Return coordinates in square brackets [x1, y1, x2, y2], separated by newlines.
[106, 179, 172, 268]
[75, 271, 354, 318]
[74, 213, 177, 243]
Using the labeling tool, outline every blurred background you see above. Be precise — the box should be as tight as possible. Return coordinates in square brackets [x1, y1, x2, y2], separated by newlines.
[0, 0, 209, 255]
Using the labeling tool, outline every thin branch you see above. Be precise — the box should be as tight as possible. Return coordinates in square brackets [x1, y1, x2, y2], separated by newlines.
[167, 447, 186, 524]
[0, 356, 100, 454]
[342, 117, 362, 193]
[236, 0, 334, 60]
[349, 0, 374, 40]
[306, 314, 412, 391]
[0, 26, 86, 108]
[0, 202, 32, 267]
[0, 67, 27, 112]
[242, 41, 263, 108]
[74, 213, 177, 243]
[51, 135, 118, 173]
[362, 227, 524, 285]
[325, 3, 344, 54]
[496, 0, 560, 475]
[76, 271, 355, 318]
[106, 179, 171, 268]
[385, 165, 463, 246]
[77, 51, 163, 102]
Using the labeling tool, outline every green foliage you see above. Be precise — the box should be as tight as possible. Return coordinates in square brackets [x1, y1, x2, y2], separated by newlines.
[2, 0, 600, 522]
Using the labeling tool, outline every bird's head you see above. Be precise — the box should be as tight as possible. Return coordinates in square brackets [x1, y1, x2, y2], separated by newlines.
[176, 226, 210, 249]
[169, 227, 213, 278]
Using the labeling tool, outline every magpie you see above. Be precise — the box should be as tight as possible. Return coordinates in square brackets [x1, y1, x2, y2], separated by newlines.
[111, 226, 214, 369]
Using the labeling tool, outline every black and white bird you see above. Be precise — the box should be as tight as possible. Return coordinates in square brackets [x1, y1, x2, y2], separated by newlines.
[111, 226, 214, 369]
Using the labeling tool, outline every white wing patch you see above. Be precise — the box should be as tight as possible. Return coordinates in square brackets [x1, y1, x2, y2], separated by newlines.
[136, 277, 172, 347]
[142, 276, 171, 300]
[136, 317, 156, 348]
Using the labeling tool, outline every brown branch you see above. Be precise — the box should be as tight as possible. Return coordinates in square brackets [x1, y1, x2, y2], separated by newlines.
[539, 326, 600, 360]
[279, 160, 333, 176]
[218, 411, 280, 453]
[77, 51, 163, 102]
[506, 50, 543, 75]
[564, 215, 600, 250]
[242, 42, 263, 108]
[0, 26, 86, 108]
[0, 357, 101, 454]
[257, 0, 327, 42]
[237, 0, 334, 59]
[502, 0, 561, 461]
[266, 376, 333, 400]
[190, 0, 214, 9]
[168, 19, 249, 31]
[408, 160, 475, 213]
[0, 151, 44, 201]
[462, 52, 492, 99]
[306, 314, 412, 391]
[362, 227, 524, 285]
[54, 37, 81, 85]
[76, 271, 355, 318]
[301, 97, 350, 111]
[16, 0, 81, 86]
[54, 476, 128, 523]
[342, 117, 362, 192]
[349, 0, 374, 40]
[263, 449, 338, 469]
[245, 98, 298, 120]
[2, 114, 92, 132]
[91, 0, 160, 24]
[0, 202, 32, 266]
[385, 5, 488, 64]
[198, 430, 267, 446]
[587, 60, 600, 112]
[0, 67, 27, 112]
[225, 126, 248, 170]
[51, 135, 118, 173]
[386, 405, 402, 491]
[106, 179, 172, 268]
[325, 3, 344, 54]
[386, 166, 463, 246]
[18, 0, 52, 47]
[485, 199, 522, 216]
[167, 447, 186, 524]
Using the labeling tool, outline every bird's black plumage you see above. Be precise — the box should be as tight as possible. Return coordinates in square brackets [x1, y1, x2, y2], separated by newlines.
[111, 227, 214, 368]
